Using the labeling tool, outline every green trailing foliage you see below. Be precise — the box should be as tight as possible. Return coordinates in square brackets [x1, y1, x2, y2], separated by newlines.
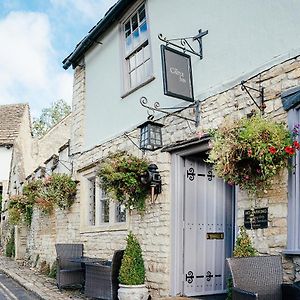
[119, 232, 145, 285]
[98, 152, 149, 212]
[8, 195, 34, 225]
[48, 261, 57, 279]
[8, 174, 77, 225]
[42, 174, 77, 210]
[208, 115, 300, 196]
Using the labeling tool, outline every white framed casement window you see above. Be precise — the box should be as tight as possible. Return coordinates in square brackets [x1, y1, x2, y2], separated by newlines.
[80, 170, 127, 232]
[121, 1, 153, 95]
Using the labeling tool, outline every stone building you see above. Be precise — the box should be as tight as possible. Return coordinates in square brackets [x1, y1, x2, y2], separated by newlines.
[10, 0, 300, 299]
[0, 103, 31, 241]
[2, 112, 72, 259]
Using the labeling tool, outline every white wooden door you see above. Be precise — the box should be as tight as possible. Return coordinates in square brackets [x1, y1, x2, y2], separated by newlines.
[183, 157, 234, 296]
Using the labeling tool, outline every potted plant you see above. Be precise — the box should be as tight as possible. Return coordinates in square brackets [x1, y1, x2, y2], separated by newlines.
[118, 232, 148, 300]
[226, 226, 257, 300]
[208, 115, 300, 196]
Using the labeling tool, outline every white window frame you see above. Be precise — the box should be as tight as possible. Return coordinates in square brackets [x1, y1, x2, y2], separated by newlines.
[120, 0, 154, 97]
[80, 168, 127, 233]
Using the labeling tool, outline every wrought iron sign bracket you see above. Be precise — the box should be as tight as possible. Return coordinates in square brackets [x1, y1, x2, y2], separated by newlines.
[241, 80, 265, 114]
[158, 29, 208, 59]
[140, 97, 200, 127]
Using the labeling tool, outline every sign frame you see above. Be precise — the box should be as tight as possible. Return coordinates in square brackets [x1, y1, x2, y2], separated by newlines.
[161, 45, 194, 102]
[244, 207, 268, 230]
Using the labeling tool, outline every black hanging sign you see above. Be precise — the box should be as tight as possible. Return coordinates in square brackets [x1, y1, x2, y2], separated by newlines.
[244, 207, 268, 230]
[161, 45, 194, 102]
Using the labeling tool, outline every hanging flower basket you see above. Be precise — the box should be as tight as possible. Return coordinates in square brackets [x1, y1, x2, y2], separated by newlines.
[97, 152, 149, 212]
[208, 115, 300, 196]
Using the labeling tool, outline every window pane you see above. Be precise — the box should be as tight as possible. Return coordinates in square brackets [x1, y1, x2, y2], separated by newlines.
[125, 21, 131, 37]
[140, 22, 147, 41]
[138, 5, 146, 23]
[136, 65, 143, 84]
[89, 178, 96, 226]
[136, 49, 143, 66]
[133, 29, 140, 48]
[125, 36, 132, 54]
[144, 59, 151, 78]
[116, 204, 126, 223]
[144, 44, 150, 60]
[132, 13, 138, 31]
[140, 20, 147, 33]
[100, 199, 109, 223]
[129, 55, 135, 71]
[130, 69, 137, 87]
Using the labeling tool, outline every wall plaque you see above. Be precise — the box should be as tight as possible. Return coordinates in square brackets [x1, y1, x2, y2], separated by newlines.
[206, 232, 224, 240]
[244, 207, 268, 230]
[161, 45, 194, 102]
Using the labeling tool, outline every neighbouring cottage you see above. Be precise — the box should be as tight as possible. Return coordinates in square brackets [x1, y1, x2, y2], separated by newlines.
[9, 0, 300, 299]
[2, 113, 72, 259]
[0, 103, 31, 248]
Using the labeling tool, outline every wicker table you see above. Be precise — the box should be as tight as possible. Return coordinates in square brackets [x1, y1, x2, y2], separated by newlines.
[84, 250, 124, 300]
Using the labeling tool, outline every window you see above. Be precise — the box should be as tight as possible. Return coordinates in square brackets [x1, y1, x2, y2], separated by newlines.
[122, 2, 152, 93]
[284, 87, 300, 253]
[85, 175, 126, 229]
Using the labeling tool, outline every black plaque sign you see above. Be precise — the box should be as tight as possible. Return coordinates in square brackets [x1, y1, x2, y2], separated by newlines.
[161, 45, 194, 102]
[244, 208, 268, 230]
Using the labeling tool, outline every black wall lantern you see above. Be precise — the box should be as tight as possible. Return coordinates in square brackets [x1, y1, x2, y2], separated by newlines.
[141, 164, 162, 203]
[138, 120, 164, 151]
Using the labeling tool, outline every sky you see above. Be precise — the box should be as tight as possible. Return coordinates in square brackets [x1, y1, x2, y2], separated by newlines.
[0, 0, 117, 117]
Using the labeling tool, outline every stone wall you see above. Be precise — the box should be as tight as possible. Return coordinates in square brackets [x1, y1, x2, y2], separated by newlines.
[22, 55, 300, 297]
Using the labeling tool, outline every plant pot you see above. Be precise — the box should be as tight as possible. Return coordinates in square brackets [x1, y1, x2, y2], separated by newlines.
[118, 284, 148, 300]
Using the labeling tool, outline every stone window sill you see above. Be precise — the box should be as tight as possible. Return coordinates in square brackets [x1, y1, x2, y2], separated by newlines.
[80, 223, 127, 234]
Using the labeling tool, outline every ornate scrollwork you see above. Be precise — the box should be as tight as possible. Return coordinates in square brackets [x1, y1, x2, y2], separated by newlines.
[185, 271, 194, 283]
[158, 29, 208, 59]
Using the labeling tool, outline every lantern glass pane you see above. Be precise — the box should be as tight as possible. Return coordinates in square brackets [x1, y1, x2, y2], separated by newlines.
[140, 122, 162, 150]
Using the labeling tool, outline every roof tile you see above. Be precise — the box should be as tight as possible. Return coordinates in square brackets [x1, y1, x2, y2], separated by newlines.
[0, 103, 28, 145]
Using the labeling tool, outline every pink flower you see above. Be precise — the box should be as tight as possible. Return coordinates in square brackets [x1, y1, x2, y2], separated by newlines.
[196, 131, 204, 139]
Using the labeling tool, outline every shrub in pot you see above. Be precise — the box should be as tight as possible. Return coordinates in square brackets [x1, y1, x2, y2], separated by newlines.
[118, 232, 148, 300]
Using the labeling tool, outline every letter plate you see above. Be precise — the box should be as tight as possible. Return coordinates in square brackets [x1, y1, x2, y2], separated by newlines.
[206, 232, 224, 240]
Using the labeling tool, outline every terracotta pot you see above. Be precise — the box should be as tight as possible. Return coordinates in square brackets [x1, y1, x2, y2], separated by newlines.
[118, 284, 148, 300]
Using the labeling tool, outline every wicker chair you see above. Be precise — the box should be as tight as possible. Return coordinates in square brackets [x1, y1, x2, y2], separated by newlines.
[227, 256, 300, 300]
[55, 243, 84, 290]
[84, 250, 124, 300]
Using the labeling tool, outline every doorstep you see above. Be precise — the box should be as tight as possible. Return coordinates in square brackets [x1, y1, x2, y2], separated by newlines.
[159, 295, 226, 300]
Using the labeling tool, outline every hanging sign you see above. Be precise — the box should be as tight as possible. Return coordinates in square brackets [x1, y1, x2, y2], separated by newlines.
[244, 207, 268, 230]
[161, 45, 194, 102]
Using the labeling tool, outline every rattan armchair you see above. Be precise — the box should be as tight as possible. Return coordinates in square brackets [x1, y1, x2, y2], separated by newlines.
[84, 250, 124, 300]
[55, 243, 84, 290]
[227, 256, 300, 300]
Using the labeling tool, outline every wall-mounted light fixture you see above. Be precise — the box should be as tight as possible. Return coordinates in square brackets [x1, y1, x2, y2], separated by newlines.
[138, 120, 164, 151]
[141, 164, 162, 204]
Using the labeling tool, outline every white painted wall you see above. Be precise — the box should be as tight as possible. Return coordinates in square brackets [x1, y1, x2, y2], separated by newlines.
[0, 147, 12, 181]
[84, 0, 300, 149]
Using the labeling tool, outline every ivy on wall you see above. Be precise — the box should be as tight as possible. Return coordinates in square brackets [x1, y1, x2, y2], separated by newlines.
[8, 174, 77, 226]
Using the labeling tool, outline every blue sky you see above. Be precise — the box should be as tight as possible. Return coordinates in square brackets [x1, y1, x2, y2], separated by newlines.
[0, 0, 116, 117]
